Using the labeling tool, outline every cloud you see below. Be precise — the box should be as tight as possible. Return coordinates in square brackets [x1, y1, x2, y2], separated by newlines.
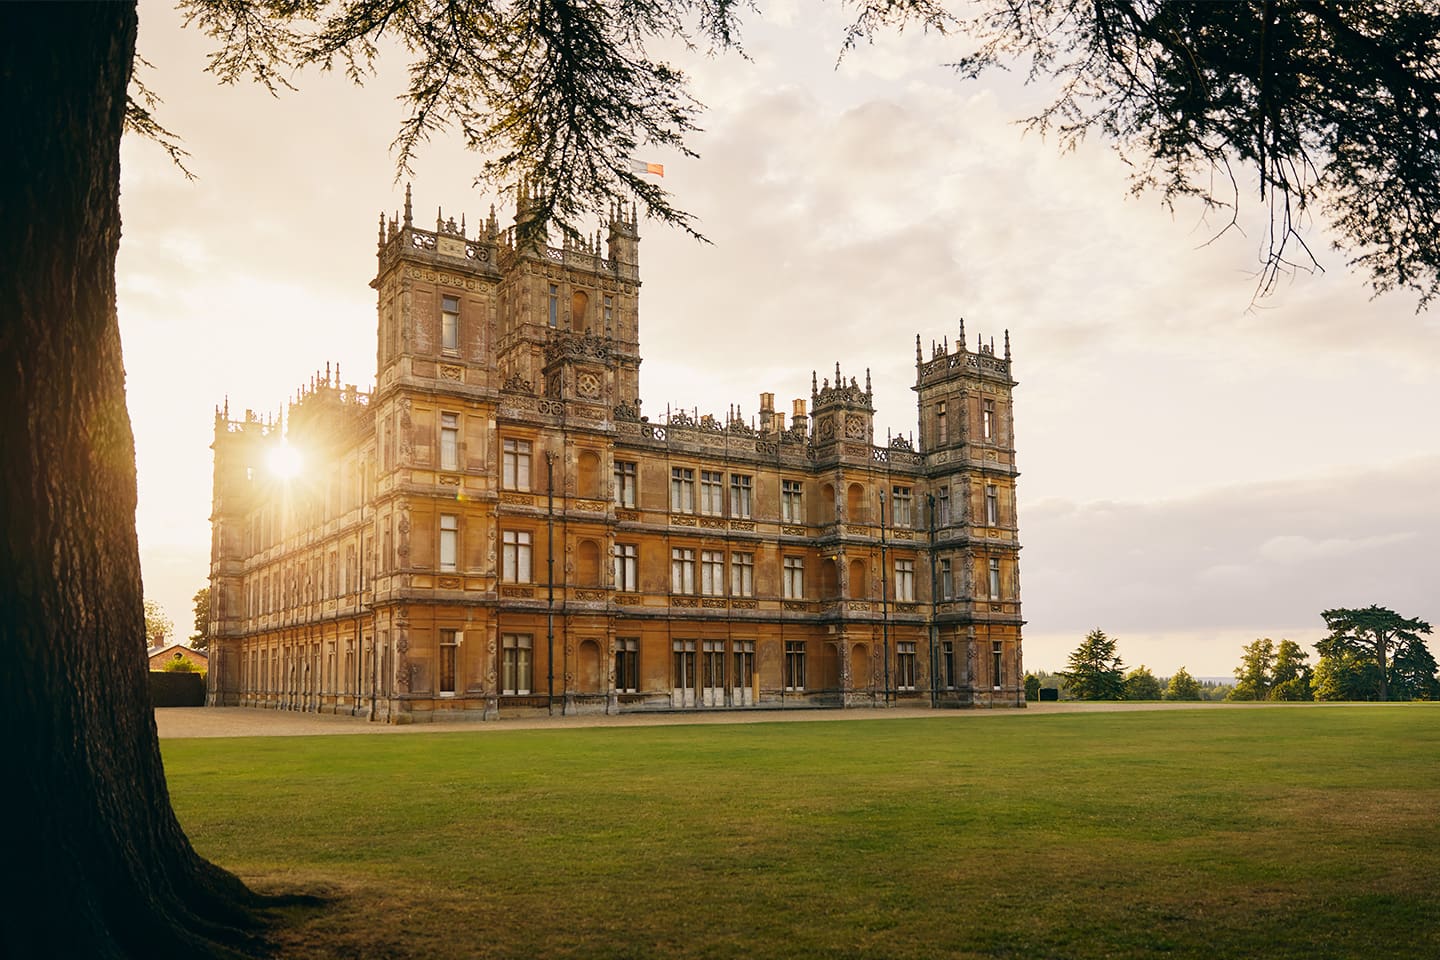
[1021, 456, 1440, 666]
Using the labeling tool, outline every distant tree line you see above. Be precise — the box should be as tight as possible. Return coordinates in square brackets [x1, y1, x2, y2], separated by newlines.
[1028, 629, 1228, 702]
[1034, 607, 1437, 704]
[1228, 607, 1437, 703]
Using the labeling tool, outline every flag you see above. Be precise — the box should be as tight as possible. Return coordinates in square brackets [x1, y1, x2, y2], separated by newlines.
[628, 158, 665, 177]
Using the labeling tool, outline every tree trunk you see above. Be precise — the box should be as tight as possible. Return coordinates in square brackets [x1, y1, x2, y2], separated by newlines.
[0, 5, 272, 956]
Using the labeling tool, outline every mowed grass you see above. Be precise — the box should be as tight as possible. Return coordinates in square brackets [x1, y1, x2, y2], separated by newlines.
[162, 705, 1440, 960]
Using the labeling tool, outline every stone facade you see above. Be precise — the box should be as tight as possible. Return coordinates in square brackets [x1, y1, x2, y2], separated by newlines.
[206, 187, 1024, 721]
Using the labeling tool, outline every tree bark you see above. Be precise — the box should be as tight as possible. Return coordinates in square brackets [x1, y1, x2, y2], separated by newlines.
[0, 5, 271, 956]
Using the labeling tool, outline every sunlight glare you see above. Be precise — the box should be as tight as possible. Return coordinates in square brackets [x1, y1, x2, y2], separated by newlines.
[267, 441, 302, 480]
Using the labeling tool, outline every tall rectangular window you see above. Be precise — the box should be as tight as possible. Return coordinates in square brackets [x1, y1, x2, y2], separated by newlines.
[891, 486, 913, 527]
[613, 460, 636, 507]
[939, 558, 953, 600]
[936, 487, 951, 526]
[670, 467, 695, 513]
[700, 470, 724, 516]
[673, 640, 696, 691]
[613, 543, 637, 591]
[440, 412, 459, 471]
[986, 484, 999, 526]
[992, 640, 1004, 688]
[503, 530, 533, 582]
[895, 559, 915, 602]
[781, 479, 804, 523]
[782, 556, 804, 599]
[439, 628, 458, 694]
[936, 401, 948, 444]
[734, 640, 755, 690]
[502, 634, 532, 694]
[502, 438, 532, 490]
[729, 474, 752, 518]
[897, 641, 917, 691]
[441, 295, 460, 354]
[671, 547, 696, 595]
[615, 637, 639, 692]
[547, 284, 559, 327]
[702, 640, 725, 690]
[730, 552, 755, 597]
[784, 641, 806, 691]
[983, 399, 996, 440]
[701, 550, 725, 596]
[439, 514, 458, 572]
[989, 557, 1002, 599]
[943, 640, 957, 688]
[603, 295, 614, 328]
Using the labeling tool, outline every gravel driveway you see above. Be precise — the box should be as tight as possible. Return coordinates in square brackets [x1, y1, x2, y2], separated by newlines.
[154, 700, 1251, 739]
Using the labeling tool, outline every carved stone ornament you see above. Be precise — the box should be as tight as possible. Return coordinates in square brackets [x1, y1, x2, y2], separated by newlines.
[577, 371, 601, 397]
[544, 329, 610, 364]
[845, 415, 864, 439]
[613, 399, 641, 421]
[501, 371, 535, 395]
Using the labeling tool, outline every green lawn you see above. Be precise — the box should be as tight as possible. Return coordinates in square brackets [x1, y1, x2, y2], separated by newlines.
[162, 705, 1440, 959]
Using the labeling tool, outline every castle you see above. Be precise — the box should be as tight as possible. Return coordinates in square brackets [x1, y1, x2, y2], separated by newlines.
[206, 187, 1024, 720]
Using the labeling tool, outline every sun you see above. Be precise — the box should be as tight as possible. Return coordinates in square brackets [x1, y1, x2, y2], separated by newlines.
[266, 441, 303, 479]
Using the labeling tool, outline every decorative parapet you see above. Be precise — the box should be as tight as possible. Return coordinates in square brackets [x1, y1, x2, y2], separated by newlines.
[544, 329, 610, 363]
[917, 348, 1011, 382]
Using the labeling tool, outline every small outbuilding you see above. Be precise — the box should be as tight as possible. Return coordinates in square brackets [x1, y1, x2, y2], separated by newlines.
[147, 642, 208, 673]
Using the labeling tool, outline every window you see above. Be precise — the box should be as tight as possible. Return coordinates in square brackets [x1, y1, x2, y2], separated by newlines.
[730, 552, 755, 598]
[989, 557, 1002, 599]
[729, 474, 752, 518]
[502, 438, 532, 490]
[439, 514, 458, 572]
[673, 639, 696, 691]
[703, 640, 725, 690]
[615, 638, 639, 692]
[701, 550, 725, 596]
[440, 412, 459, 471]
[895, 559, 915, 602]
[613, 543, 637, 591]
[613, 460, 636, 507]
[441, 295, 460, 354]
[670, 467, 695, 513]
[939, 559, 953, 600]
[671, 547, 696, 594]
[992, 640, 1004, 689]
[891, 486, 913, 527]
[439, 628, 459, 695]
[897, 641, 917, 691]
[983, 399, 996, 440]
[700, 470, 724, 515]
[734, 641, 755, 690]
[781, 479, 804, 523]
[936, 401, 948, 444]
[502, 634, 532, 694]
[547, 284, 559, 327]
[784, 641, 806, 691]
[942, 640, 957, 689]
[936, 487, 951, 526]
[603, 295, 614, 328]
[503, 530, 533, 582]
[782, 556, 804, 599]
[986, 484, 999, 526]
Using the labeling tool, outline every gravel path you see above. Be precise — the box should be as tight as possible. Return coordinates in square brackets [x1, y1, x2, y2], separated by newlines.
[154, 700, 1261, 739]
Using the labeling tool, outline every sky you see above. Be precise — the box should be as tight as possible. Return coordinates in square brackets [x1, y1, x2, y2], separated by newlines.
[119, 1, 1439, 676]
